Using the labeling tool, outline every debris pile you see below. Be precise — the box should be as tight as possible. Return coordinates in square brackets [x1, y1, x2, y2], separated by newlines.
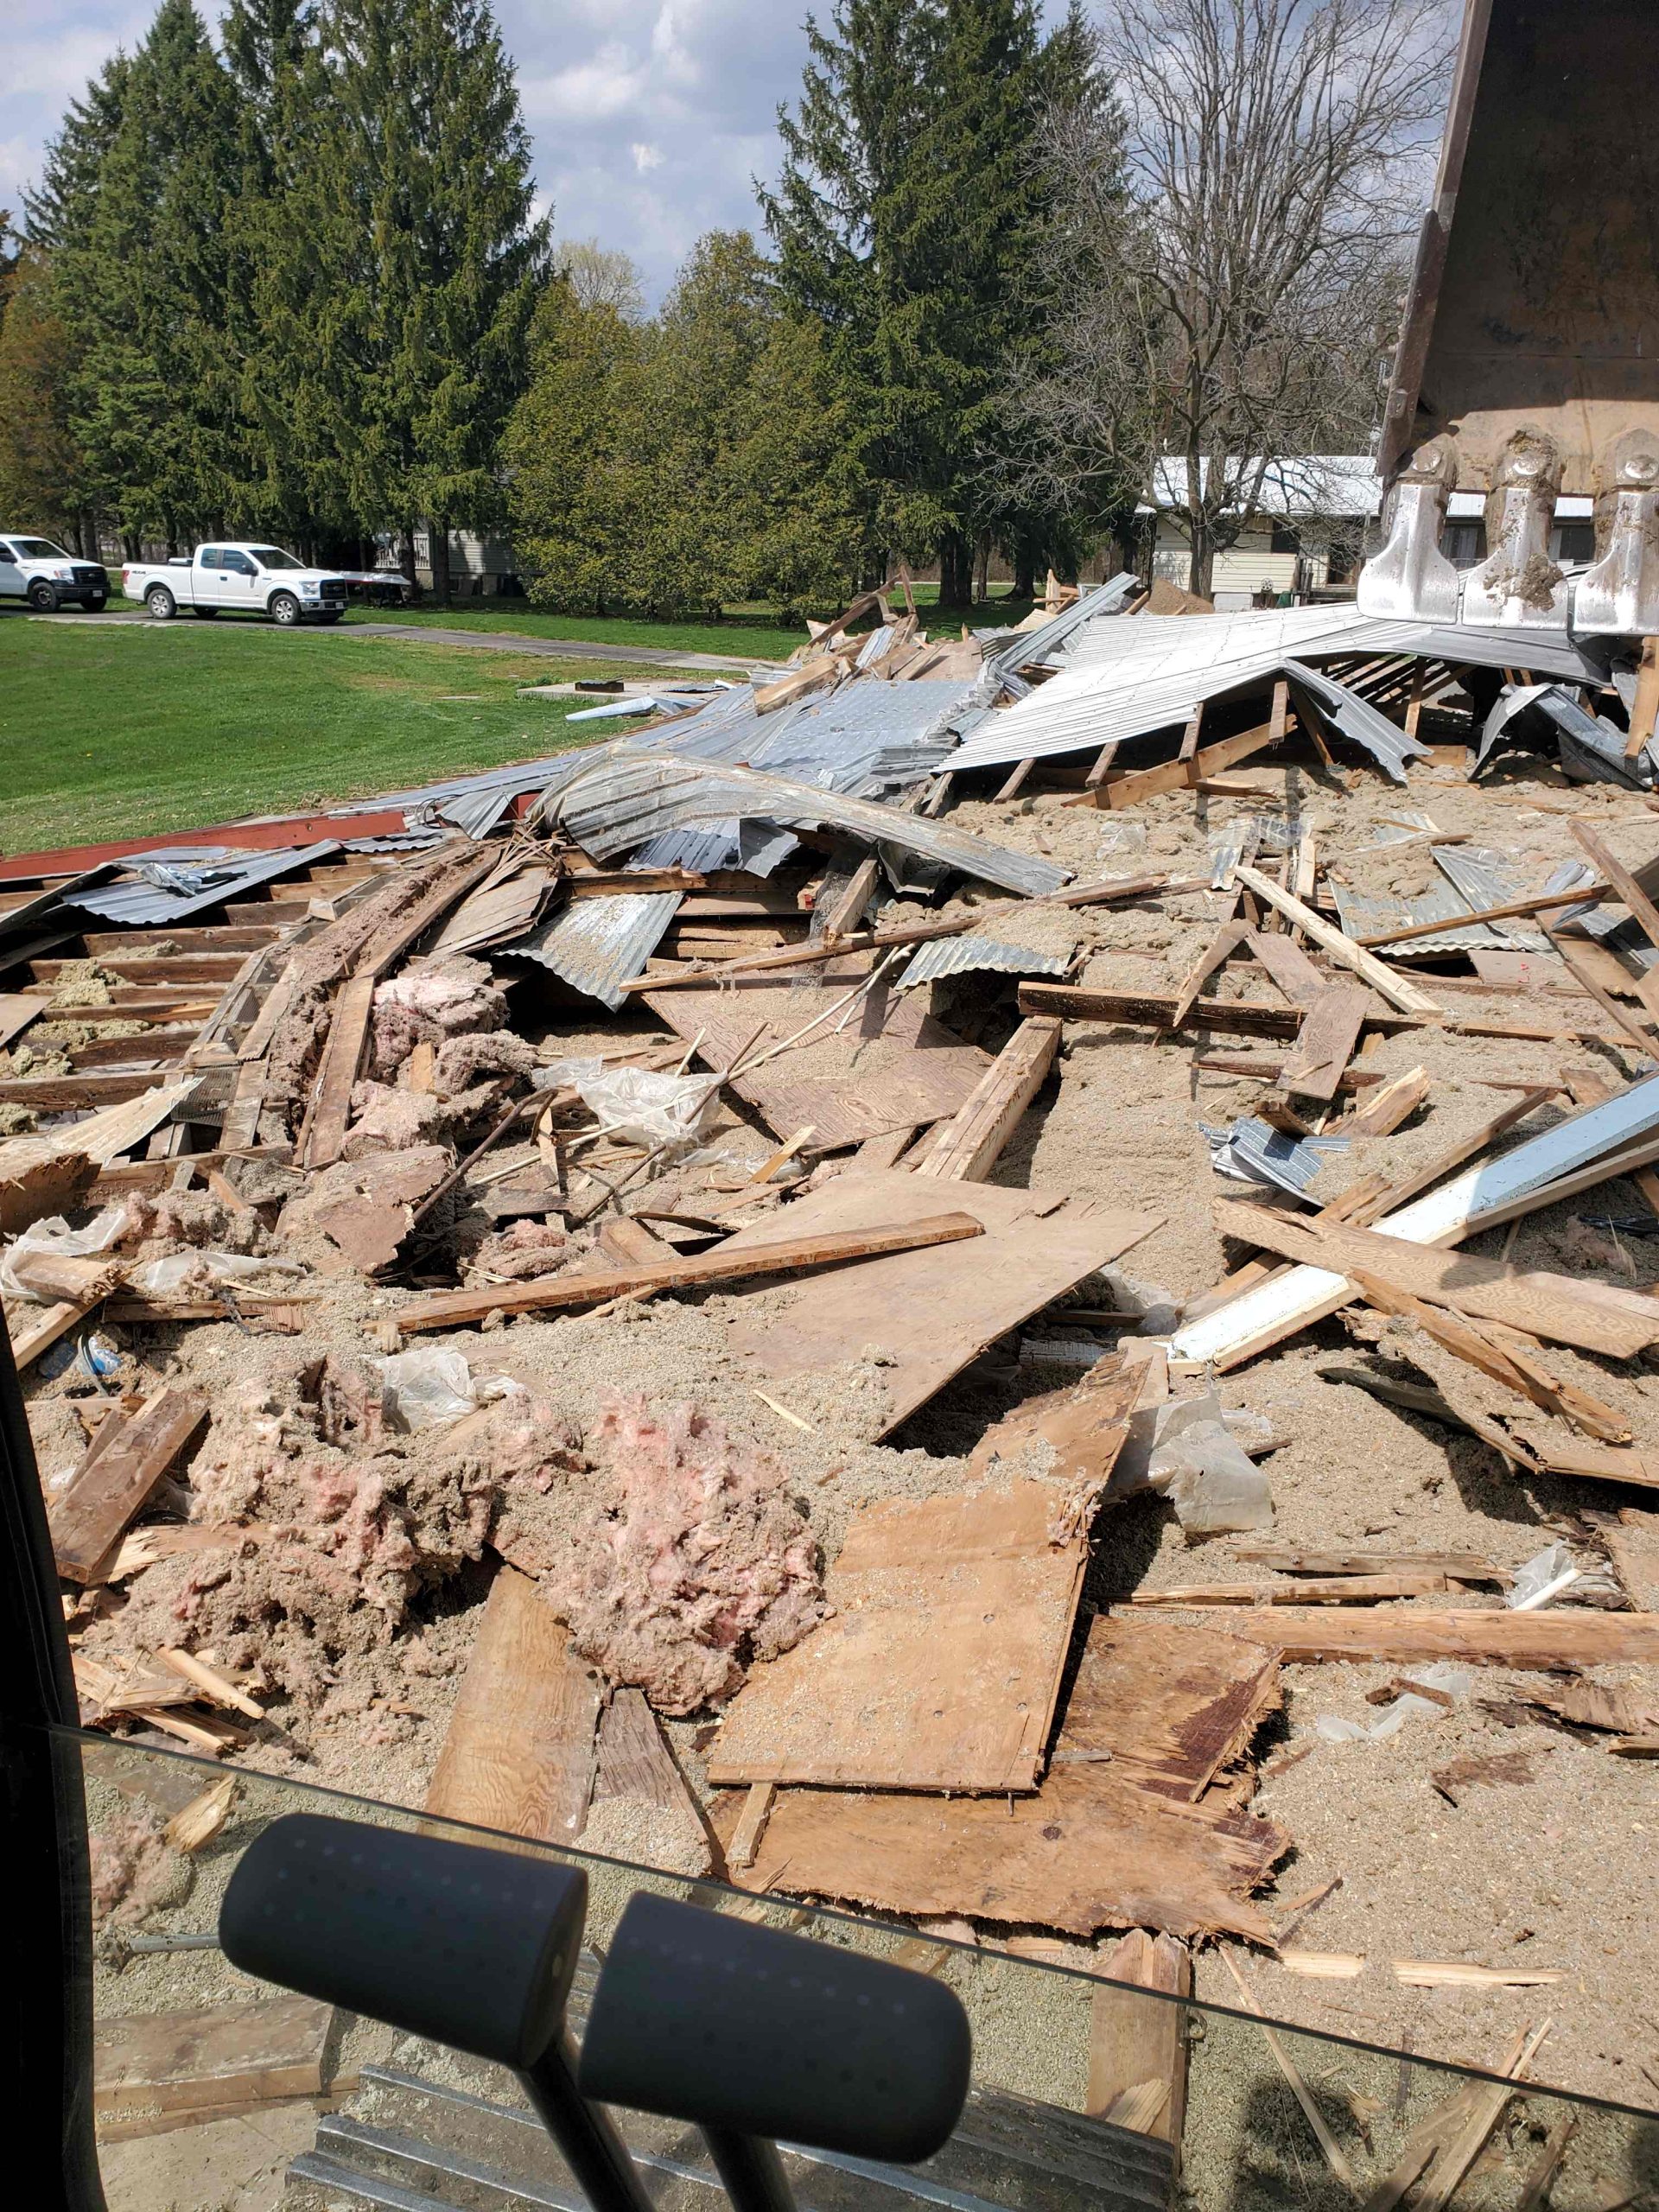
[7, 573, 1659, 2107]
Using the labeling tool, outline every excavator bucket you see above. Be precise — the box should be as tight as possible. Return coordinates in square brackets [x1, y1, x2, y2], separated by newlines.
[1361, 0, 1659, 633]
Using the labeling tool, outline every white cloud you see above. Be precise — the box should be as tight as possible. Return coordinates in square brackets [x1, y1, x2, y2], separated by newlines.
[2, 0, 1068, 301]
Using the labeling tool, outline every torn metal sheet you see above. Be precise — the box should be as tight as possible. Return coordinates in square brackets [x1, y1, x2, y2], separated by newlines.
[63, 841, 340, 925]
[1208, 813, 1295, 888]
[1432, 846, 1548, 950]
[507, 889, 683, 1011]
[1281, 660, 1431, 783]
[950, 606, 1605, 772]
[537, 752, 1070, 898]
[982, 573, 1140, 671]
[1478, 684, 1659, 791]
[1203, 1117, 1349, 1203]
[894, 934, 1071, 990]
[1330, 879, 1497, 957]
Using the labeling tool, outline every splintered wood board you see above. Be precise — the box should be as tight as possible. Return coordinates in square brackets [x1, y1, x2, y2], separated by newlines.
[1059, 1614, 1282, 1803]
[643, 967, 991, 1147]
[423, 1564, 601, 1847]
[716, 1170, 1162, 1438]
[708, 1483, 1090, 1795]
[0, 993, 43, 1050]
[593, 1688, 701, 1822]
[0, 1147, 96, 1236]
[715, 1756, 1287, 1943]
[1278, 986, 1370, 1102]
[94, 1995, 332, 2132]
[1224, 1608, 1659, 1667]
[49, 1389, 209, 1584]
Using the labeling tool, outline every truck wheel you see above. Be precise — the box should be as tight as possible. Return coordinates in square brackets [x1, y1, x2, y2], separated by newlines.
[27, 580, 59, 612]
[144, 585, 176, 620]
[268, 592, 301, 626]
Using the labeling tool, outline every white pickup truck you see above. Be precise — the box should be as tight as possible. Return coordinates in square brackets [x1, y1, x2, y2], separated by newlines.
[122, 542, 351, 625]
[0, 532, 109, 611]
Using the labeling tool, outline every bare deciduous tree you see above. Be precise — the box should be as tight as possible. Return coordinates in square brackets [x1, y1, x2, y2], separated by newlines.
[1001, 0, 1452, 595]
[557, 238, 646, 321]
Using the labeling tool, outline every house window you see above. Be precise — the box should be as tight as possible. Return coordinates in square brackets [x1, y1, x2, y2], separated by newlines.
[1552, 523, 1596, 564]
[1443, 523, 1485, 569]
[1269, 523, 1300, 554]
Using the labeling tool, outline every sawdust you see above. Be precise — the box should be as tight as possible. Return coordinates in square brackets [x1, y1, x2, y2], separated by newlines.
[580, 1792, 711, 1878]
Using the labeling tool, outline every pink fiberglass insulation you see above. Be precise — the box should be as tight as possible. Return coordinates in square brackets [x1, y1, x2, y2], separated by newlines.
[496, 1395, 823, 1715]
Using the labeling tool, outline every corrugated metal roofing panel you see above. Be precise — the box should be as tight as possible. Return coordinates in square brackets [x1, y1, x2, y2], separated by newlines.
[983, 574, 1140, 669]
[950, 607, 1606, 772]
[1204, 1116, 1348, 1202]
[1432, 846, 1548, 950]
[894, 934, 1072, 989]
[1330, 879, 1497, 956]
[539, 752, 1069, 897]
[1281, 660, 1429, 783]
[64, 840, 340, 925]
[507, 890, 683, 1011]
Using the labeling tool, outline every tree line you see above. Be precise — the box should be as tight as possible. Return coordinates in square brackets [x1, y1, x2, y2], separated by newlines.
[0, 0, 1446, 613]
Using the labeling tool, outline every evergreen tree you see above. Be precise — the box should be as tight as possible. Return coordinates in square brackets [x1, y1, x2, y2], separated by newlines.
[300, 0, 550, 598]
[0, 243, 95, 543]
[763, 0, 1055, 607]
[55, 0, 242, 547]
[22, 50, 132, 251]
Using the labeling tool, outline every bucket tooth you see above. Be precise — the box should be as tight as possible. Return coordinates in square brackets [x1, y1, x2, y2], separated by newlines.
[1357, 440, 1460, 621]
[1462, 429, 1568, 628]
[1574, 431, 1659, 637]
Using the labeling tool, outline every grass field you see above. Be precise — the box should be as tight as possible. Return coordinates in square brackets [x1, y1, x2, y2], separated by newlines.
[0, 615, 627, 856]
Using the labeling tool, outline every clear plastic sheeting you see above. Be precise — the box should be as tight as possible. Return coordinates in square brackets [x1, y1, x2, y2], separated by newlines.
[127, 1249, 306, 1295]
[1143, 1388, 1274, 1535]
[380, 1346, 477, 1432]
[0, 1203, 134, 1300]
[1316, 1662, 1472, 1743]
[551, 1060, 723, 1153]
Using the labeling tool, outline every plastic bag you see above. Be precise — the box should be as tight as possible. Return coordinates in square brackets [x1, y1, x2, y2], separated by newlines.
[0, 1204, 134, 1300]
[1314, 1662, 1471, 1745]
[571, 1064, 721, 1152]
[1506, 1541, 1581, 1610]
[381, 1346, 476, 1432]
[1143, 1389, 1274, 1535]
[128, 1249, 305, 1296]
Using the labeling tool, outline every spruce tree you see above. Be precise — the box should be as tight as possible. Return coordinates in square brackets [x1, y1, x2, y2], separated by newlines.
[765, 0, 1054, 608]
[56, 0, 242, 548]
[22, 50, 133, 251]
[302, 0, 549, 599]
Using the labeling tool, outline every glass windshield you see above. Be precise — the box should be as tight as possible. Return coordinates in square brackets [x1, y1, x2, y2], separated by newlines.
[247, 546, 304, 570]
[13, 538, 69, 560]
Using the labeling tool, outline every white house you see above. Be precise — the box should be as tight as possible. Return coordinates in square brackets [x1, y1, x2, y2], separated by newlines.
[1143, 454, 1596, 611]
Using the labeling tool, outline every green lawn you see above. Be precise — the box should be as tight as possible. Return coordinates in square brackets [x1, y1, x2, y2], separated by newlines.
[0, 616, 635, 856]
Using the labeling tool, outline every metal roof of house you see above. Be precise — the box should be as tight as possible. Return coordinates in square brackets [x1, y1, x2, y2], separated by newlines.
[63, 840, 341, 924]
[507, 889, 683, 1010]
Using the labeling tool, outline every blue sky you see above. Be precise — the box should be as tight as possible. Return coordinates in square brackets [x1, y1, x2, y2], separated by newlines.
[2, 0, 985, 302]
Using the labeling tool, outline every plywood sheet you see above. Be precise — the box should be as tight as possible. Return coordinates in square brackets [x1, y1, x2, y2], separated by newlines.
[644, 966, 991, 1147]
[715, 1757, 1287, 1942]
[717, 1170, 1162, 1437]
[94, 1995, 331, 2126]
[1057, 1614, 1282, 1803]
[708, 1481, 1090, 1795]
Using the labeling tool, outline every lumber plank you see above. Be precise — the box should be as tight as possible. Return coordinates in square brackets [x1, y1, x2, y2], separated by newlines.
[1231, 864, 1440, 1014]
[1169, 913, 1249, 1033]
[1058, 1613, 1281, 1802]
[93, 1995, 333, 2134]
[912, 1015, 1060, 1180]
[359, 849, 499, 982]
[49, 1389, 209, 1583]
[1220, 1608, 1659, 1666]
[1087, 1930, 1191, 2148]
[1358, 882, 1609, 947]
[1342, 1064, 1430, 1136]
[1277, 986, 1370, 1103]
[423, 1563, 601, 1846]
[0, 993, 43, 1050]
[1211, 1196, 1659, 1357]
[1074, 719, 1281, 812]
[301, 971, 376, 1170]
[1243, 927, 1326, 1007]
[397, 1211, 986, 1332]
[592, 1688, 701, 1824]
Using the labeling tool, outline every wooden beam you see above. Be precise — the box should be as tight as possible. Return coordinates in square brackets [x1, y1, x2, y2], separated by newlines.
[48, 1389, 208, 1583]
[1016, 981, 1622, 1049]
[1168, 912, 1248, 1033]
[912, 1017, 1061, 1181]
[1074, 718, 1281, 812]
[397, 1211, 988, 1333]
[1220, 1608, 1659, 1666]
[1230, 865, 1441, 1014]
[1360, 882, 1611, 948]
[1084, 740, 1120, 790]
[423, 1563, 601, 1847]
[301, 971, 376, 1169]
[1086, 1930, 1191, 2150]
[1625, 634, 1659, 758]
[1211, 1196, 1659, 1357]
[817, 854, 880, 940]
[1340, 1064, 1430, 1136]
[995, 759, 1036, 802]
